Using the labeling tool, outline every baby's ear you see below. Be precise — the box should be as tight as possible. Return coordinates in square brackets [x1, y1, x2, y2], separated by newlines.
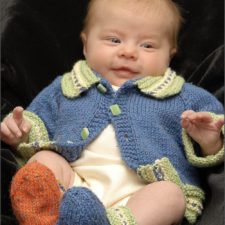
[81, 32, 86, 43]
[170, 48, 177, 59]
[81, 32, 87, 57]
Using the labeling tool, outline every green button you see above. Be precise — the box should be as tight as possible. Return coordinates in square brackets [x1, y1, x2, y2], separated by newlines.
[81, 128, 89, 140]
[110, 104, 121, 116]
[97, 83, 107, 94]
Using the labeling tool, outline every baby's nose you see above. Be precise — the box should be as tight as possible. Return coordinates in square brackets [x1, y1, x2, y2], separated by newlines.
[118, 44, 138, 60]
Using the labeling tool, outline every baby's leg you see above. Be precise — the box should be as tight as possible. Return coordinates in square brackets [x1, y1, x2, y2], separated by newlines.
[28, 150, 75, 192]
[10, 150, 74, 225]
[126, 181, 186, 225]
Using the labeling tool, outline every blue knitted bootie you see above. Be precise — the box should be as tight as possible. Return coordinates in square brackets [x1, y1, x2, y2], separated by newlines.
[56, 187, 110, 225]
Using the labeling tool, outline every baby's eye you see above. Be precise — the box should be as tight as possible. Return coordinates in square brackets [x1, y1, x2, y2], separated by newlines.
[109, 37, 121, 43]
[141, 43, 153, 49]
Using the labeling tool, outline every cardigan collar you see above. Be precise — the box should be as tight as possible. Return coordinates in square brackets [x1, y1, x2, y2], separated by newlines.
[61, 60, 185, 99]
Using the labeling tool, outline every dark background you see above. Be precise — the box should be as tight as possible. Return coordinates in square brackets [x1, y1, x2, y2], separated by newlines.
[1, 0, 224, 224]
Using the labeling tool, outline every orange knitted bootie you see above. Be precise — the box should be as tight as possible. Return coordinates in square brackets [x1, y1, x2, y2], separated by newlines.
[10, 161, 60, 225]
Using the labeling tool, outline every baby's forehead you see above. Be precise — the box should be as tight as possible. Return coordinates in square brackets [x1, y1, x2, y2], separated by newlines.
[85, 0, 179, 39]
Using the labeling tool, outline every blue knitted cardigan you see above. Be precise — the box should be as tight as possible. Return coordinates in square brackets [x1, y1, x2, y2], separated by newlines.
[18, 60, 224, 224]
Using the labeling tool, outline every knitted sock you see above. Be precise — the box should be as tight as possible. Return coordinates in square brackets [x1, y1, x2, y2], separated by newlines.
[56, 187, 110, 225]
[10, 161, 60, 225]
[107, 206, 137, 225]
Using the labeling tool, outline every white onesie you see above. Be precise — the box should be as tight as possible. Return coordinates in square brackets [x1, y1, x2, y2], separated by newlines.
[70, 86, 146, 208]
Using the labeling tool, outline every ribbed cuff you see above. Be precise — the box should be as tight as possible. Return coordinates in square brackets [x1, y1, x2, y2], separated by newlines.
[16, 111, 50, 160]
[107, 206, 137, 225]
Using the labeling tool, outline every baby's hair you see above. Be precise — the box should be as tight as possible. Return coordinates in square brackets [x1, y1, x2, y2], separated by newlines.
[82, 0, 184, 49]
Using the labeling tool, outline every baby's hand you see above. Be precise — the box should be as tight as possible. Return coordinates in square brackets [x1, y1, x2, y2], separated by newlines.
[0, 106, 31, 149]
[181, 110, 224, 156]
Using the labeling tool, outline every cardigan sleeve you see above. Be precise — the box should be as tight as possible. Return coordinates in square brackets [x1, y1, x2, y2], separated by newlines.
[181, 83, 224, 167]
[17, 76, 62, 160]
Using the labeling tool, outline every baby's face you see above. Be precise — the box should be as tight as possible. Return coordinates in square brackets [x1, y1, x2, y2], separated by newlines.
[82, 1, 176, 86]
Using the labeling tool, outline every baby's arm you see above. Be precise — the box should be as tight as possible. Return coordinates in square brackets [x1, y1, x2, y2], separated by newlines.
[181, 110, 224, 156]
[1, 106, 32, 149]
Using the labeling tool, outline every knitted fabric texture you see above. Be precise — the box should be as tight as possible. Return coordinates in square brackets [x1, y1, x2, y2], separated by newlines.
[18, 60, 224, 171]
[107, 206, 137, 225]
[56, 187, 110, 225]
[10, 162, 60, 225]
[17, 60, 224, 223]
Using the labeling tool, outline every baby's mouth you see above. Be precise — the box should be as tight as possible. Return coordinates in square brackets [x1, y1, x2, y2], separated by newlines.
[111, 67, 139, 77]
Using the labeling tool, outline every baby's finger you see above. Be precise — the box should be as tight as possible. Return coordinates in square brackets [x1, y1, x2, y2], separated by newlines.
[0, 122, 16, 143]
[20, 119, 32, 134]
[181, 118, 189, 129]
[4, 117, 22, 138]
[215, 118, 224, 130]
[190, 112, 213, 123]
[182, 111, 212, 124]
[181, 110, 195, 119]
[12, 106, 24, 126]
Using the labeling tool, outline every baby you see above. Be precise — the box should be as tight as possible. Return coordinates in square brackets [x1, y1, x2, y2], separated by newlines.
[1, 0, 224, 225]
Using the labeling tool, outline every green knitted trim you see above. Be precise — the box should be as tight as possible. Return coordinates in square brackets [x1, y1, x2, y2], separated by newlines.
[182, 113, 224, 167]
[61, 62, 184, 99]
[137, 157, 183, 186]
[107, 206, 137, 225]
[61, 60, 100, 98]
[16, 111, 52, 160]
[137, 157, 205, 224]
[183, 185, 205, 224]
[135, 68, 185, 99]
[17, 141, 58, 161]
[6, 111, 49, 143]
[23, 111, 49, 142]
[61, 72, 78, 97]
